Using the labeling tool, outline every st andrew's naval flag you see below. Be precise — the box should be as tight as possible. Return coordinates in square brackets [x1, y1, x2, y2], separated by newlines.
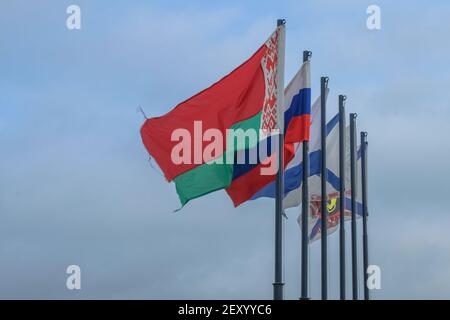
[140, 26, 311, 208]
[249, 101, 364, 241]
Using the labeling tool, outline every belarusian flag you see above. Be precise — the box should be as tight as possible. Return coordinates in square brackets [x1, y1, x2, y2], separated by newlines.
[140, 27, 309, 207]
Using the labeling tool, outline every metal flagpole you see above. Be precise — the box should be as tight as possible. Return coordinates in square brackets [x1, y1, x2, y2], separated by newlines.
[273, 18, 286, 301]
[320, 76, 329, 300]
[338, 95, 347, 300]
[361, 132, 370, 300]
[349, 113, 358, 300]
[300, 50, 312, 300]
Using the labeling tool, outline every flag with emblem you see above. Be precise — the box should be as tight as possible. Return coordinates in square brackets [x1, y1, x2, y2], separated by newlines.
[296, 112, 363, 242]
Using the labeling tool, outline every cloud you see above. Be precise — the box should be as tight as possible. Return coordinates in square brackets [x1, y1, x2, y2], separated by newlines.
[1, 0, 449, 299]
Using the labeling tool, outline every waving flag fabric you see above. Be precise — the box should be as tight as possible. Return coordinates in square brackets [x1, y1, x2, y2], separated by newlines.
[302, 194, 363, 243]
[225, 61, 311, 207]
[295, 114, 363, 242]
[250, 91, 326, 207]
[141, 27, 306, 207]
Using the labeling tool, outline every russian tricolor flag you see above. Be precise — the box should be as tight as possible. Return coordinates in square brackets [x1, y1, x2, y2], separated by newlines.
[225, 61, 311, 207]
[250, 93, 323, 208]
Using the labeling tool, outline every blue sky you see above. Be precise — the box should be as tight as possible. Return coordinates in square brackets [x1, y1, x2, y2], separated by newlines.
[1, 0, 450, 299]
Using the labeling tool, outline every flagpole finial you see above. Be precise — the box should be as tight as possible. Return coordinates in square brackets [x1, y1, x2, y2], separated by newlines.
[277, 19, 286, 26]
[339, 95, 347, 107]
[303, 50, 312, 62]
[321, 76, 329, 88]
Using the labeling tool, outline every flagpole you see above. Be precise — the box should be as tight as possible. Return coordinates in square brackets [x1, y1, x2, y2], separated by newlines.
[338, 95, 347, 300]
[349, 113, 358, 300]
[300, 50, 312, 301]
[361, 131, 370, 300]
[273, 18, 286, 301]
[320, 76, 329, 300]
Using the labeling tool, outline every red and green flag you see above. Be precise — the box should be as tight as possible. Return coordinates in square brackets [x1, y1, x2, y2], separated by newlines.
[140, 27, 309, 207]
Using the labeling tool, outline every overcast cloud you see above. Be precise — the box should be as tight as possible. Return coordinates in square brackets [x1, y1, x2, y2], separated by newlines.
[1, 0, 450, 299]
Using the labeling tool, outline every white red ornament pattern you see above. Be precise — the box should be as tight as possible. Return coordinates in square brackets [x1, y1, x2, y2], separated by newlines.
[260, 30, 279, 137]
